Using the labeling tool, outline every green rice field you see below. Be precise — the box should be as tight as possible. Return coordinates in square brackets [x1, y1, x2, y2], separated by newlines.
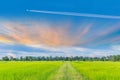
[0, 61, 120, 80]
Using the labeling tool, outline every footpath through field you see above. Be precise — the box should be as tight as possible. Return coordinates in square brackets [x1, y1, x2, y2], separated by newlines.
[53, 62, 84, 80]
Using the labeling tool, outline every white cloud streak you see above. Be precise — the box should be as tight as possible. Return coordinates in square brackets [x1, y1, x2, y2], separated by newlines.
[25, 44, 120, 57]
[0, 44, 120, 58]
[27, 10, 120, 19]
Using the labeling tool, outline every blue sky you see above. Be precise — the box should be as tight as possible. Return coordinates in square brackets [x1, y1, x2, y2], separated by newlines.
[0, 0, 120, 57]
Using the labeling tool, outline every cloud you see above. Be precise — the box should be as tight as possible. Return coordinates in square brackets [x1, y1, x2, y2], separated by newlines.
[27, 10, 120, 19]
[0, 21, 70, 46]
[80, 22, 120, 46]
[0, 19, 120, 57]
[0, 20, 95, 47]
[0, 44, 119, 58]
[20, 44, 120, 57]
[0, 35, 12, 43]
[7, 53, 16, 58]
[111, 45, 120, 51]
[0, 42, 120, 58]
[0, 19, 120, 47]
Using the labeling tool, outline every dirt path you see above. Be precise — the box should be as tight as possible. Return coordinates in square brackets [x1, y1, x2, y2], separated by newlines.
[53, 62, 84, 80]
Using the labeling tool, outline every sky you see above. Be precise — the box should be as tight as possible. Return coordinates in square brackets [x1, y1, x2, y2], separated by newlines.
[0, 0, 120, 58]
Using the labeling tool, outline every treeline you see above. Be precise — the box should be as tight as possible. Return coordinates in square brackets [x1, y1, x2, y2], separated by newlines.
[1, 55, 120, 61]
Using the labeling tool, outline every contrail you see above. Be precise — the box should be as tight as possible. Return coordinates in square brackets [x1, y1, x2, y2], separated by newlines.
[27, 9, 120, 19]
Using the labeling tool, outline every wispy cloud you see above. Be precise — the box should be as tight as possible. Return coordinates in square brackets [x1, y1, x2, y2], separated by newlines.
[0, 43, 119, 58]
[0, 35, 12, 43]
[80, 22, 120, 46]
[0, 19, 120, 57]
[0, 20, 95, 47]
[27, 10, 120, 19]
[0, 20, 120, 47]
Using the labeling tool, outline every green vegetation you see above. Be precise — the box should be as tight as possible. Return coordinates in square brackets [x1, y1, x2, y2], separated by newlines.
[2, 55, 120, 61]
[53, 62, 83, 80]
[0, 61, 120, 80]
[0, 61, 63, 80]
[72, 61, 120, 80]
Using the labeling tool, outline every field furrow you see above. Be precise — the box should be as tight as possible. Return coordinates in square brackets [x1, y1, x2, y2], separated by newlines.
[1, 61, 120, 80]
[53, 62, 83, 80]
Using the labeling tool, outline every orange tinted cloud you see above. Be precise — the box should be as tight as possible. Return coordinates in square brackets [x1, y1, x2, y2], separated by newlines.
[0, 21, 79, 47]
[0, 20, 120, 48]
[0, 35, 12, 43]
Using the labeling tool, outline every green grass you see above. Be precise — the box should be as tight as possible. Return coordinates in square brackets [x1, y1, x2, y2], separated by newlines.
[0, 61, 63, 80]
[0, 61, 120, 80]
[72, 61, 120, 80]
[53, 62, 83, 80]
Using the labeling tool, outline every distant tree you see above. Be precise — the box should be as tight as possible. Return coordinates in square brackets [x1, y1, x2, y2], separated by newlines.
[2, 55, 120, 61]
[2, 56, 9, 61]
